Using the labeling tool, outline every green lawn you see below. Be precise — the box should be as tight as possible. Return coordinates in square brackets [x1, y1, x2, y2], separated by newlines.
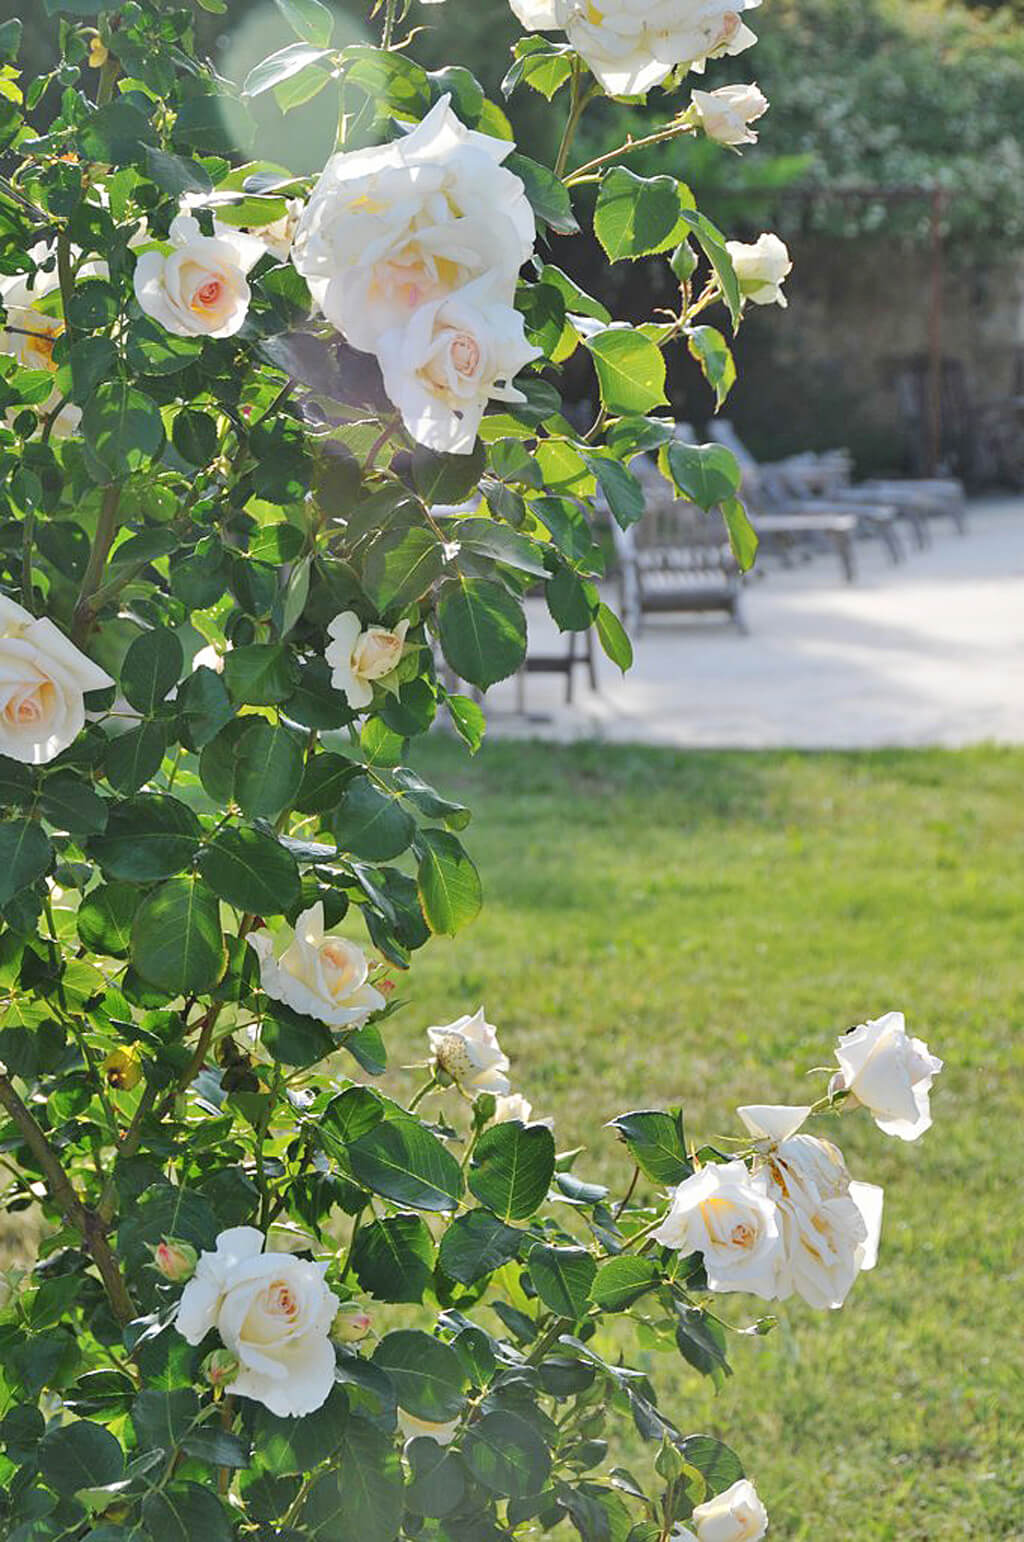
[389, 739, 1024, 1541]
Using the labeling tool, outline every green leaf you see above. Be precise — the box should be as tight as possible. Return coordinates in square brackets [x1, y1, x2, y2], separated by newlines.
[349, 1116, 464, 1212]
[609, 1109, 691, 1184]
[244, 42, 331, 97]
[81, 382, 165, 480]
[142, 146, 213, 198]
[468, 1121, 555, 1223]
[172, 408, 219, 466]
[594, 168, 693, 261]
[261, 1002, 335, 1068]
[675, 1307, 731, 1382]
[437, 577, 527, 689]
[445, 694, 486, 754]
[585, 330, 668, 418]
[0, 819, 51, 904]
[131, 876, 226, 995]
[250, 1384, 350, 1476]
[393, 768, 470, 830]
[224, 645, 299, 708]
[679, 1434, 744, 1493]
[78, 100, 156, 164]
[90, 794, 202, 882]
[132, 1387, 200, 1453]
[353, 1213, 436, 1303]
[462, 1409, 551, 1498]
[300, 1419, 402, 1542]
[415, 828, 482, 936]
[437, 1209, 522, 1285]
[679, 210, 742, 331]
[274, 0, 334, 45]
[181, 1427, 251, 1468]
[177, 666, 234, 751]
[121, 628, 184, 714]
[372, 1329, 466, 1420]
[665, 441, 742, 511]
[529, 1244, 597, 1320]
[507, 152, 578, 234]
[688, 325, 736, 408]
[77, 881, 138, 958]
[198, 826, 301, 915]
[590, 1256, 660, 1312]
[233, 720, 305, 821]
[595, 602, 633, 673]
[586, 454, 645, 530]
[412, 441, 486, 506]
[721, 496, 759, 572]
[332, 778, 416, 862]
[142, 1482, 233, 1542]
[104, 721, 168, 794]
[405, 1437, 467, 1519]
[37, 1420, 124, 1497]
[363, 526, 446, 611]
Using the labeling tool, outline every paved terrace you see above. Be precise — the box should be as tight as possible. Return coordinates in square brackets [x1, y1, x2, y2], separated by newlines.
[480, 497, 1024, 749]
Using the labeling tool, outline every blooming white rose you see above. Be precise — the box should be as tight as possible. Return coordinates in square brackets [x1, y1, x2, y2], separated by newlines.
[725, 233, 792, 308]
[133, 214, 266, 339]
[398, 1409, 459, 1445]
[652, 1159, 783, 1299]
[248, 902, 385, 1029]
[831, 1011, 943, 1142]
[689, 83, 769, 147]
[292, 94, 535, 356]
[0, 596, 114, 765]
[672, 1477, 769, 1542]
[428, 1007, 511, 1095]
[376, 276, 540, 455]
[543, 0, 761, 98]
[175, 1226, 340, 1417]
[740, 1108, 883, 1310]
[325, 611, 409, 709]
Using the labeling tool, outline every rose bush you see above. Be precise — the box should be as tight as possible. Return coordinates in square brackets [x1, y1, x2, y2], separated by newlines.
[0, 1, 940, 1537]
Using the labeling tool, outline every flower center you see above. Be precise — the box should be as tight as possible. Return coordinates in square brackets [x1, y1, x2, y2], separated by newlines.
[731, 1221, 756, 1249]
[25, 324, 62, 371]
[3, 682, 53, 729]
[266, 1282, 298, 1320]
[450, 332, 481, 378]
[193, 277, 223, 311]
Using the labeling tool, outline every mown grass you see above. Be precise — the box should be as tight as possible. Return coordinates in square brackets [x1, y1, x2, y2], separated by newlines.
[388, 739, 1024, 1541]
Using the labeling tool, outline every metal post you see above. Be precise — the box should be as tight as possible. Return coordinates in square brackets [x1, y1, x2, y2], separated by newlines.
[926, 186, 946, 477]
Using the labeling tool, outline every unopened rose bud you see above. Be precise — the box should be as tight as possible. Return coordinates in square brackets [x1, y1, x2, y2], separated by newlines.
[103, 1048, 142, 1091]
[202, 1348, 240, 1388]
[670, 241, 699, 283]
[333, 1304, 372, 1343]
[88, 36, 109, 68]
[150, 1239, 198, 1284]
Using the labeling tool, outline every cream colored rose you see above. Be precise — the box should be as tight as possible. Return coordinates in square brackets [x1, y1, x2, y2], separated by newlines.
[325, 611, 409, 709]
[740, 1108, 883, 1310]
[673, 1477, 769, 1542]
[493, 1092, 553, 1128]
[247, 902, 385, 1029]
[376, 276, 540, 455]
[689, 83, 769, 147]
[509, 0, 559, 24]
[653, 1158, 783, 1300]
[546, 0, 761, 97]
[176, 1226, 340, 1418]
[133, 214, 266, 339]
[427, 1007, 511, 1095]
[831, 1011, 943, 1142]
[292, 94, 534, 356]
[0, 241, 107, 436]
[398, 1409, 459, 1445]
[0, 596, 114, 765]
[725, 233, 792, 308]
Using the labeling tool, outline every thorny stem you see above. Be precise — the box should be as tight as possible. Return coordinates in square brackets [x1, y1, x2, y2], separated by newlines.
[72, 483, 122, 645]
[554, 64, 598, 181]
[408, 1074, 437, 1113]
[614, 1164, 641, 1220]
[565, 117, 694, 185]
[21, 512, 35, 614]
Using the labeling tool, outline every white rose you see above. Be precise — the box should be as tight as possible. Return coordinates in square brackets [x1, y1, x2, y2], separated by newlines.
[0, 596, 114, 765]
[175, 1226, 340, 1418]
[0, 242, 107, 436]
[672, 1477, 769, 1542]
[652, 1159, 783, 1300]
[831, 1011, 943, 1142]
[509, 0, 560, 25]
[725, 233, 792, 308]
[549, 0, 760, 98]
[247, 902, 385, 1029]
[324, 611, 409, 710]
[291, 94, 535, 355]
[192, 642, 228, 675]
[376, 277, 539, 455]
[427, 1007, 511, 1095]
[133, 214, 266, 339]
[689, 83, 769, 147]
[493, 1092, 554, 1128]
[398, 1409, 459, 1445]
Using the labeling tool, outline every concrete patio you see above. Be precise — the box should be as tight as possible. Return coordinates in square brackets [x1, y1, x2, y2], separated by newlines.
[481, 496, 1024, 749]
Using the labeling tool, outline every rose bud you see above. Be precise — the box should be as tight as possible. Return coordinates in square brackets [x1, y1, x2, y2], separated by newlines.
[150, 1239, 198, 1284]
[202, 1348, 240, 1389]
[332, 1303, 372, 1343]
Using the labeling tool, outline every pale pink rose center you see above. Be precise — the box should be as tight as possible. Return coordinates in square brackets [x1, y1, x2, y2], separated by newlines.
[319, 940, 362, 999]
[450, 332, 481, 378]
[266, 1282, 298, 1321]
[3, 681, 54, 728]
[193, 277, 224, 311]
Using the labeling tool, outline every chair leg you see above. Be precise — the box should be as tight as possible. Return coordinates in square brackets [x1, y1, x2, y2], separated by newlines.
[882, 522, 903, 564]
[586, 627, 598, 692]
[566, 630, 577, 705]
[516, 668, 526, 714]
[835, 530, 856, 583]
